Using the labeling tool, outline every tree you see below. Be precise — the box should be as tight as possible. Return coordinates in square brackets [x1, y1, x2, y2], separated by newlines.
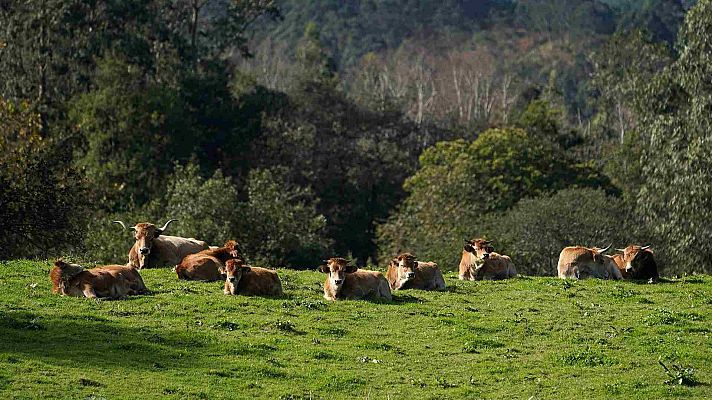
[636, 0, 712, 273]
[0, 98, 89, 259]
[377, 127, 614, 269]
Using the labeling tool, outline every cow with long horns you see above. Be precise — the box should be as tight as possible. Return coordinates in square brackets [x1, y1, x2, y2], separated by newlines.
[615, 245, 658, 281]
[557, 245, 622, 280]
[113, 219, 208, 269]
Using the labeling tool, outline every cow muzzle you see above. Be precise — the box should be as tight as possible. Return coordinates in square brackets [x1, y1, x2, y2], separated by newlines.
[482, 253, 490, 259]
[333, 279, 344, 285]
[406, 272, 416, 279]
[228, 277, 236, 283]
[139, 247, 150, 255]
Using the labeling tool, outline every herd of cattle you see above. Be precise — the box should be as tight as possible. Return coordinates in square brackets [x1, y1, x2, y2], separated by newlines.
[50, 220, 660, 300]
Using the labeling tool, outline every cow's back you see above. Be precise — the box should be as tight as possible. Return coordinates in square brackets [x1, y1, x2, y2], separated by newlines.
[176, 254, 224, 281]
[412, 261, 446, 290]
[558, 247, 591, 279]
[342, 270, 391, 300]
[151, 236, 209, 268]
[100, 265, 147, 294]
[235, 267, 283, 296]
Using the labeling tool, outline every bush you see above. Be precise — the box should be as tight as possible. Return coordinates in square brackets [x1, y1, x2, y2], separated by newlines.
[481, 188, 648, 276]
[236, 168, 330, 268]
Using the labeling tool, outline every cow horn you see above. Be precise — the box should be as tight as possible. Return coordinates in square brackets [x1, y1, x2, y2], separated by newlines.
[597, 244, 612, 254]
[112, 220, 136, 231]
[640, 245, 651, 251]
[157, 219, 178, 233]
[616, 248, 626, 252]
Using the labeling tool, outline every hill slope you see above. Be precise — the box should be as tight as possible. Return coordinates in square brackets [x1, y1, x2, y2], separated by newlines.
[1, 260, 710, 399]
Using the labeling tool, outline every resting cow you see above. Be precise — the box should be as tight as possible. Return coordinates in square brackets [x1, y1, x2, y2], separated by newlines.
[320, 258, 392, 301]
[175, 240, 241, 281]
[113, 219, 208, 269]
[386, 253, 446, 291]
[50, 260, 147, 299]
[223, 259, 283, 296]
[459, 239, 517, 280]
[557, 245, 622, 280]
[615, 245, 659, 281]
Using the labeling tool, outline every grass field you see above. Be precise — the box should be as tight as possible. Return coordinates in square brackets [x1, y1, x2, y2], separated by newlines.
[0, 260, 710, 399]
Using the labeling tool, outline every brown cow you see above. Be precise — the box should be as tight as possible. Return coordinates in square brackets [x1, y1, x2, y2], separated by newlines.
[459, 239, 517, 280]
[615, 245, 659, 281]
[557, 245, 622, 280]
[386, 253, 446, 291]
[320, 257, 392, 301]
[175, 240, 241, 281]
[50, 260, 147, 299]
[113, 219, 208, 269]
[223, 259, 283, 296]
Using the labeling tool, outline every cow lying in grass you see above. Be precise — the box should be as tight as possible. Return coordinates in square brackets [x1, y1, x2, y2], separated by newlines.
[615, 245, 658, 281]
[175, 240, 241, 281]
[557, 245, 622, 280]
[50, 260, 147, 299]
[223, 259, 283, 296]
[113, 219, 209, 269]
[320, 257, 392, 301]
[459, 239, 517, 280]
[386, 252, 446, 291]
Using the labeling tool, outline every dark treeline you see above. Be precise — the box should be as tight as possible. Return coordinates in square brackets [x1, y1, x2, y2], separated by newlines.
[1, 0, 710, 275]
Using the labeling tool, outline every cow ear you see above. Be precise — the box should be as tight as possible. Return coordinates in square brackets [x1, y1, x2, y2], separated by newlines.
[318, 265, 329, 273]
[345, 265, 358, 273]
[464, 244, 474, 253]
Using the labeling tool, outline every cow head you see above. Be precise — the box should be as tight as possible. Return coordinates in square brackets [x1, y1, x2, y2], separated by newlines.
[392, 253, 418, 287]
[223, 240, 241, 259]
[113, 219, 177, 268]
[617, 245, 652, 275]
[224, 259, 248, 293]
[319, 257, 358, 289]
[464, 239, 494, 263]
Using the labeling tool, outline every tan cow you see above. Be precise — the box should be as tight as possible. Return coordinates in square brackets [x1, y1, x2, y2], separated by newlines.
[459, 239, 517, 280]
[175, 240, 241, 281]
[50, 260, 147, 299]
[320, 257, 392, 301]
[386, 253, 446, 291]
[223, 259, 283, 296]
[113, 219, 208, 269]
[557, 245, 622, 280]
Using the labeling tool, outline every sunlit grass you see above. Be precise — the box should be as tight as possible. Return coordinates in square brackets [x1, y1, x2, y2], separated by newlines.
[1, 260, 710, 399]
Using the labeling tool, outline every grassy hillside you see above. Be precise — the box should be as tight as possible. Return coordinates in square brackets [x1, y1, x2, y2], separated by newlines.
[1, 260, 710, 399]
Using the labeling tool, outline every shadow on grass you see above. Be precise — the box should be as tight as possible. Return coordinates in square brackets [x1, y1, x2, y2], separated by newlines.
[0, 310, 207, 370]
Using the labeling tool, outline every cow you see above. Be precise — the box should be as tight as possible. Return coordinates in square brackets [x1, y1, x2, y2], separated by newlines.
[175, 240, 241, 281]
[557, 245, 622, 280]
[386, 252, 446, 291]
[459, 239, 517, 280]
[113, 219, 208, 269]
[320, 257, 392, 301]
[223, 259, 283, 296]
[50, 260, 147, 299]
[615, 245, 659, 281]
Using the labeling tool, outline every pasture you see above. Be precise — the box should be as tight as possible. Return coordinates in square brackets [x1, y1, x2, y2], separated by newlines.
[1, 260, 711, 399]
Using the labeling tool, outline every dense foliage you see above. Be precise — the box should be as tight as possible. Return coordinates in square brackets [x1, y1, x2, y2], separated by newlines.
[1, 0, 711, 275]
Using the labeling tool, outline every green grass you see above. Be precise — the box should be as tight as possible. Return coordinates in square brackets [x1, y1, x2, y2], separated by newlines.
[1, 260, 711, 399]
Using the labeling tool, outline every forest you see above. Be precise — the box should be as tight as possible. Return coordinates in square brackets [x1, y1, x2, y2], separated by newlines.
[1, 0, 710, 276]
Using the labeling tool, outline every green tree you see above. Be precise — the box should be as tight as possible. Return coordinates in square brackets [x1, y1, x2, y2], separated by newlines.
[0, 99, 89, 259]
[636, 0, 712, 273]
[377, 127, 614, 269]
